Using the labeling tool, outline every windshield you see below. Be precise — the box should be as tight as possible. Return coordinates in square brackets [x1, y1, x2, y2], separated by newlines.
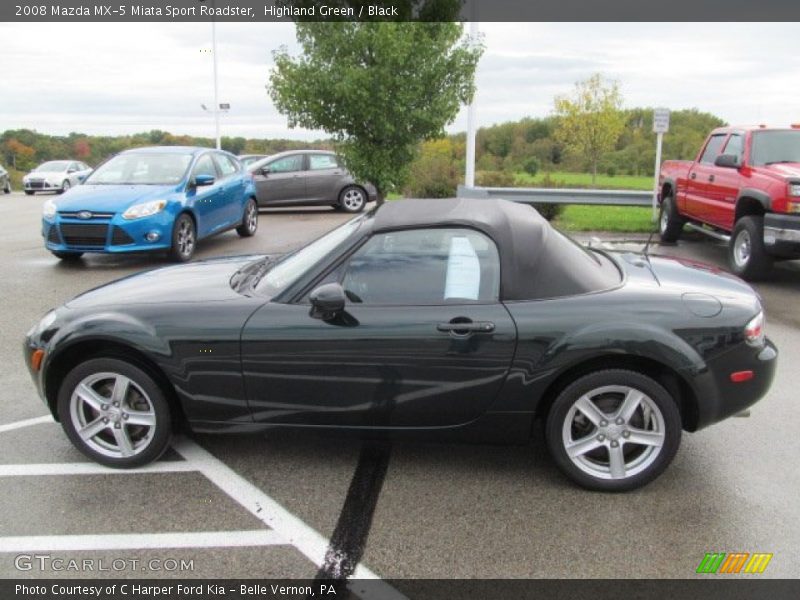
[256, 215, 366, 297]
[240, 156, 264, 168]
[86, 153, 193, 185]
[35, 161, 70, 172]
[750, 130, 800, 166]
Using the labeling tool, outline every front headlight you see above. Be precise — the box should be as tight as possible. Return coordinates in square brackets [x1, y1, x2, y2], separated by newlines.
[788, 183, 800, 197]
[744, 311, 765, 347]
[122, 200, 167, 220]
[42, 199, 57, 219]
[27, 310, 56, 339]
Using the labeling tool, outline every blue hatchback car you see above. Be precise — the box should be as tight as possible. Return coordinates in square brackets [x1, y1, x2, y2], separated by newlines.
[42, 147, 259, 262]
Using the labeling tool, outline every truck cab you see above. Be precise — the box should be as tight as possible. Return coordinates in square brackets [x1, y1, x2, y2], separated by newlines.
[659, 125, 800, 280]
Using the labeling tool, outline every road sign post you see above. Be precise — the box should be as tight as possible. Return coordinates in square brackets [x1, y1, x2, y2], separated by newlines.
[652, 108, 670, 222]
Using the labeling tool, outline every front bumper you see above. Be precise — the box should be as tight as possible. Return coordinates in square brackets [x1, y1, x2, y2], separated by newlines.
[25, 180, 63, 192]
[42, 213, 174, 254]
[764, 213, 800, 258]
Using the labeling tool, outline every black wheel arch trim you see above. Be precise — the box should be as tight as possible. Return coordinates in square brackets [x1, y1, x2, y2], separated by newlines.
[736, 188, 772, 214]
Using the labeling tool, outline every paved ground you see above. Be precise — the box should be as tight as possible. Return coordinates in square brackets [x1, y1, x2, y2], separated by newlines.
[0, 191, 797, 585]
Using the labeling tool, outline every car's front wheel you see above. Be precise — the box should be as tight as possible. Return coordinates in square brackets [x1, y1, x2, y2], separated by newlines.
[338, 186, 367, 213]
[729, 216, 773, 280]
[3, 181, 10, 194]
[57, 358, 172, 468]
[168, 213, 196, 262]
[545, 369, 681, 492]
[236, 198, 258, 237]
[58, 180, 71, 194]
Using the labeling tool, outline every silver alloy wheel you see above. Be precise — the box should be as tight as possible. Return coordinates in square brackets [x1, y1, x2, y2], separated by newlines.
[561, 385, 666, 480]
[342, 188, 365, 211]
[733, 229, 751, 268]
[62, 180, 70, 192]
[177, 218, 195, 257]
[659, 204, 669, 234]
[246, 201, 258, 233]
[69, 372, 157, 459]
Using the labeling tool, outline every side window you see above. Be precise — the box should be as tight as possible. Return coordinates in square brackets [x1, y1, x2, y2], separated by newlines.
[214, 153, 239, 177]
[309, 154, 339, 170]
[722, 134, 744, 160]
[268, 155, 303, 173]
[699, 134, 728, 164]
[340, 228, 500, 305]
[192, 154, 218, 179]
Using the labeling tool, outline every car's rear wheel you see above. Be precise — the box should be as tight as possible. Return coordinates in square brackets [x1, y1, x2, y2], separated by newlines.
[658, 194, 684, 243]
[3, 181, 10, 194]
[339, 186, 366, 213]
[57, 358, 172, 468]
[545, 369, 681, 492]
[168, 213, 196, 262]
[51, 251, 84, 261]
[236, 198, 258, 237]
[729, 216, 773, 281]
[58, 180, 70, 194]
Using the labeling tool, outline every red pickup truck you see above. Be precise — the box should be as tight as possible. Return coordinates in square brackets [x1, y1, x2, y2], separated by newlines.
[658, 125, 800, 280]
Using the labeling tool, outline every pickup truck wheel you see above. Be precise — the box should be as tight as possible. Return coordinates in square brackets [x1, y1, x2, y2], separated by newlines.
[658, 195, 684, 243]
[729, 216, 773, 281]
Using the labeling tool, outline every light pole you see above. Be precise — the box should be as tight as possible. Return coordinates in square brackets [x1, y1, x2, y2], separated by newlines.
[211, 10, 221, 150]
[464, 14, 479, 188]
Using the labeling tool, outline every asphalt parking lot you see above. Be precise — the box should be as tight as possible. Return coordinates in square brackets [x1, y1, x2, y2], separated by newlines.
[0, 191, 798, 585]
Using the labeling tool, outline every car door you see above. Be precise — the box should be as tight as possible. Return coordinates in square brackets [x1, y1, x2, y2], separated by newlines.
[241, 227, 517, 428]
[212, 152, 245, 226]
[683, 133, 727, 221]
[186, 153, 225, 235]
[708, 133, 745, 230]
[252, 154, 306, 205]
[305, 153, 345, 203]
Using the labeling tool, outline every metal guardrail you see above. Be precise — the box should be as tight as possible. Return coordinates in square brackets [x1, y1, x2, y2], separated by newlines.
[457, 184, 652, 207]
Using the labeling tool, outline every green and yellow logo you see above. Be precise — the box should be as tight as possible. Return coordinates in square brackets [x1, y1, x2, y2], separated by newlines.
[696, 552, 773, 574]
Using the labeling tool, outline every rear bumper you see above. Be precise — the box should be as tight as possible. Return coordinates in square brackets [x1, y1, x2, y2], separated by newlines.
[764, 213, 800, 258]
[692, 338, 778, 430]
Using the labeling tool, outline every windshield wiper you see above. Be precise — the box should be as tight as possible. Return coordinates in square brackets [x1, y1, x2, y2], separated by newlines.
[764, 160, 798, 165]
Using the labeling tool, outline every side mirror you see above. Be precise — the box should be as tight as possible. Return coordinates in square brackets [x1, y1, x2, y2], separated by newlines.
[260, 166, 271, 176]
[309, 283, 346, 320]
[714, 154, 740, 169]
[194, 174, 215, 187]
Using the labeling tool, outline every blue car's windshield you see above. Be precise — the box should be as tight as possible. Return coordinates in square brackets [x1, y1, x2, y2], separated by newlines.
[35, 161, 70, 172]
[86, 153, 193, 185]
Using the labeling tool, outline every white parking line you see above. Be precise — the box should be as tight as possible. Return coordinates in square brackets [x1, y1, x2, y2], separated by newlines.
[0, 461, 197, 477]
[0, 530, 285, 552]
[0, 415, 53, 434]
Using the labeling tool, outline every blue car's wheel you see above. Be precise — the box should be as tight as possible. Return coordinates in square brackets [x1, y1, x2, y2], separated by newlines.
[169, 214, 196, 262]
[236, 198, 258, 237]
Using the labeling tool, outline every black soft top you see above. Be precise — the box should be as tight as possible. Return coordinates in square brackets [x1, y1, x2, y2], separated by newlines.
[372, 198, 620, 301]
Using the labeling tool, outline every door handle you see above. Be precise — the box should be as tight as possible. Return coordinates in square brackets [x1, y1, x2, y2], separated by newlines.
[708, 175, 715, 182]
[690, 172, 697, 180]
[437, 321, 495, 334]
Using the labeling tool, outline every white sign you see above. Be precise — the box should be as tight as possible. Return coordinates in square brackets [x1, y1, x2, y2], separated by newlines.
[653, 108, 670, 133]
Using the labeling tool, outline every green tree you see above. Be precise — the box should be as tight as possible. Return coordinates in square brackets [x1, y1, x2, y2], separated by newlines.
[553, 73, 625, 186]
[268, 10, 483, 203]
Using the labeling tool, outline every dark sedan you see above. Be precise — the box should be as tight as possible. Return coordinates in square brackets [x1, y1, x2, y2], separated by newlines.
[24, 198, 776, 491]
[249, 150, 378, 213]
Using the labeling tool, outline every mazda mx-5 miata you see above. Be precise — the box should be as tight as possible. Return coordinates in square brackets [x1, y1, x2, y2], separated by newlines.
[24, 198, 776, 491]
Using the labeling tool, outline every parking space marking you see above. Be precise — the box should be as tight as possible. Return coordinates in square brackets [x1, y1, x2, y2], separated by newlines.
[0, 530, 285, 553]
[0, 415, 53, 433]
[0, 461, 197, 477]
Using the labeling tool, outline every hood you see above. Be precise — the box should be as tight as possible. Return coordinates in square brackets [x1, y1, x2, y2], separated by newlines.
[761, 162, 800, 180]
[26, 170, 65, 180]
[65, 255, 262, 309]
[53, 184, 179, 212]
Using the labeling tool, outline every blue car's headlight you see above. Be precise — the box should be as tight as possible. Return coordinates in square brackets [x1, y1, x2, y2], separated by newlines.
[122, 200, 167, 220]
[43, 199, 57, 220]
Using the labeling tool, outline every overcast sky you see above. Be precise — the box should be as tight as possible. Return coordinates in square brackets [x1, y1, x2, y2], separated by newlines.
[1, 22, 798, 140]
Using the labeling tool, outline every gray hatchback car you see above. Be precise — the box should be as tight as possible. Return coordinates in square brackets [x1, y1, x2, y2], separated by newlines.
[248, 150, 377, 213]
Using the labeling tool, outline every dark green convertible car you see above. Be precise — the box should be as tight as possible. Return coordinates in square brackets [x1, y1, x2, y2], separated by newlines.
[24, 198, 776, 491]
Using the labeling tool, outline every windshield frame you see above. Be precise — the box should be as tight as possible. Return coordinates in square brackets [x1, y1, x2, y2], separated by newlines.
[34, 161, 71, 172]
[255, 214, 369, 300]
[83, 151, 194, 186]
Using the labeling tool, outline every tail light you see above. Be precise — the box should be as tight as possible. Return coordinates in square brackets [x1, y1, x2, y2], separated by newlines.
[744, 311, 765, 347]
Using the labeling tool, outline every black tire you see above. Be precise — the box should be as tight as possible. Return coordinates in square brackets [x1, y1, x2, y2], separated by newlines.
[57, 357, 172, 468]
[3, 182, 10, 194]
[52, 251, 84, 260]
[168, 213, 196, 262]
[545, 369, 681, 492]
[58, 180, 71, 194]
[236, 198, 258, 237]
[658, 194, 684, 243]
[728, 216, 773, 281]
[24, 190, 34, 196]
[338, 186, 367, 213]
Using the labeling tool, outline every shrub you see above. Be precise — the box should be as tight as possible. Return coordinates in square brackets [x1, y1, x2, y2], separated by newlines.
[475, 170, 515, 187]
[403, 139, 461, 198]
[522, 156, 540, 177]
